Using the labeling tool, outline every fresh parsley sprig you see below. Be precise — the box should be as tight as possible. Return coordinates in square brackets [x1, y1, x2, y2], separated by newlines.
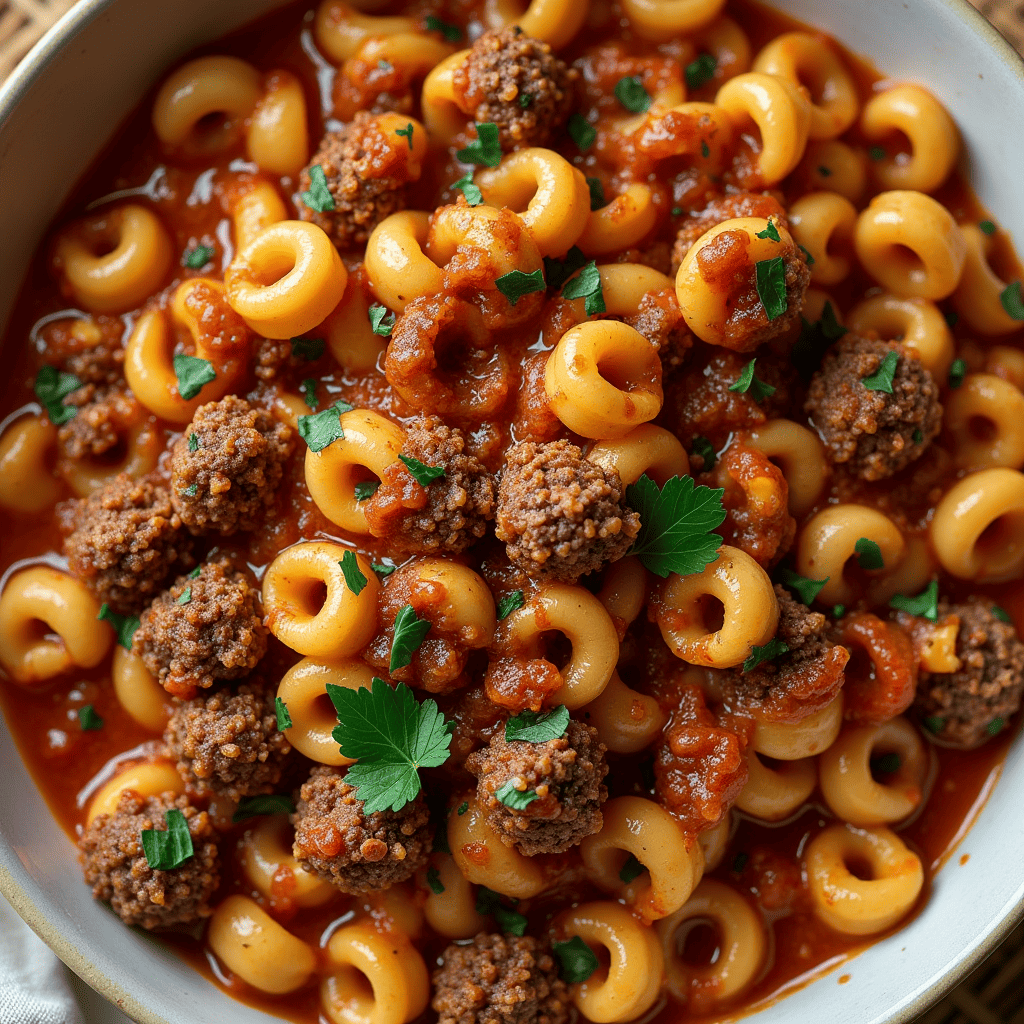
[97, 604, 140, 649]
[561, 260, 606, 316]
[298, 401, 352, 452]
[552, 936, 600, 983]
[754, 257, 788, 321]
[728, 359, 776, 401]
[742, 638, 790, 672]
[34, 366, 81, 425]
[496, 268, 546, 306]
[889, 579, 939, 621]
[505, 705, 569, 743]
[778, 568, 829, 606]
[457, 123, 502, 167]
[173, 354, 216, 401]
[390, 604, 431, 671]
[400, 454, 445, 486]
[141, 809, 194, 870]
[232, 794, 295, 823]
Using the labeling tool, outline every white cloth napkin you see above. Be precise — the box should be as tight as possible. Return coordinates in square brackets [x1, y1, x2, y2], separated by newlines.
[0, 892, 131, 1024]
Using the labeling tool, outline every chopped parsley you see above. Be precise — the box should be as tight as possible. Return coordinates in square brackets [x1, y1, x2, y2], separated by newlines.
[424, 14, 461, 40]
[799, 244, 816, 266]
[457, 122, 502, 167]
[291, 336, 325, 361]
[297, 401, 351, 453]
[728, 358, 776, 401]
[400, 454, 445, 486]
[300, 164, 334, 212]
[183, 244, 214, 269]
[180, 483, 197, 497]
[496, 590, 526, 621]
[495, 268, 546, 306]
[390, 605, 431, 672]
[457, 801, 469, 815]
[700, 139, 710, 158]
[992, 606, 1012, 624]
[372, 562, 397, 577]
[300, 378, 319, 410]
[614, 75, 652, 113]
[948, 358, 967, 389]
[495, 779, 538, 809]
[368, 303, 396, 336]
[889, 579, 939, 621]
[567, 113, 597, 151]
[732, 851, 749, 873]
[173, 354, 216, 401]
[625, 473, 726, 579]
[779, 568, 829, 606]
[618, 854, 646, 884]
[552, 936, 599, 983]
[586, 177, 605, 210]
[355, 480, 380, 502]
[77, 705, 104, 731]
[685, 53, 717, 90]
[328, 677, 451, 813]
[870, 752, 901, 775]
[275, 697, 293, 731]
[339, 550, 368, 596]
[561, 259, 606, 316]
[519, 93, 533, 108]
[792, 301, 846, 382]
[854, 537, 885, 570]
[691, 436, 716, 472]
[861, 350, 900, 393]
[755, 220, 782, 242]
[913, 429, 923, 444]
[34, 366, 81, 425]
[188, 565, 202, 579]
[141, 809, 194, 871]
[177, 587, 192, 605]
[232, 794, 295, 823]
[476, 887, 528, 936]
[453, 173, 483, 206]
[945, 310, 960, 328]
[923, 715, 945, 735]
[980, 220, 997, 236]
[97, 604, 139, 649]
[395, 122, 415, 150]
[754, 256, 788, 321]
[544, 246, 588, 290]
[426, 867, 445, 894]
[505, 705, 569, 744]
[1000, 281, 1024, 320]
[833, 604, 846, 618]
[188, 432, 199, 452]
[869, 145, 886, 162]
[818, 165, 833, 178]
[987, 717, 1006, 736]
[743, 638, 790, 672]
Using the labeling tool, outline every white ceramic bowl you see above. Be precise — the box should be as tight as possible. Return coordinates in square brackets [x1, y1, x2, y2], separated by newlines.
[1, 2, 1023, 1022]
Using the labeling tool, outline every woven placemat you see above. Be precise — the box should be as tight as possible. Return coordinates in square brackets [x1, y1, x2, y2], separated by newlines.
[0, 0, 1022, 1021]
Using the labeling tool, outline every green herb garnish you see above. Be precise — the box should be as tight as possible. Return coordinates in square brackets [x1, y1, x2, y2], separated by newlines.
[424, 14, 461, 40]
[495, 268, 546, 306]
[505, 705, 569, 743]
[567, 113, 596, 151]
[870, 752, 901, 774]
[495, 779, 538, 809]
[586, 177, 605, 210]
[453, 173, 483, 206]
[980, 220, 997, 236]
[854, 537, 884, 570]
[339, 550, 368, 596]
[177, 587, 191, 605]
[275, 697, 292, 730]
[457, 122, 501, 167]
[476, 887, 528, 935]
[561, 260, 606, 316]
[232, 794, 295, 823]
[861, 350, 899, 393]
[34, 366, 81, 425]
[743, 638, 790, 672]
[372, 562, 396, 577]
[355, 480, 380, 501]
[497, 590, 525, 621]
[97, 604, 140, 650]
[389, 605, 431, 671]
[923, 715, 945, 734]
[395, 122, 415, 150]
[140, 809, 194, 870]
[889, 580, 939, 621]
[691, 436, 716, 472]
[1000, 281, 1024, 320]
[552, 936, 599, 983]
[779, 568, 829, 606]
[184, 244, 214, 269]
[291, 336, 325, 361]
[300, 378, 319, 410]
[948, 358, 967, 389]
[426, 866, 445, 894]
[992, 606, 1012, 624]
[755, 220, 781, 242]
[297, 401, 351, 452]
[618, 854, 645, 884]
[728, 358, 776, 401]
[543, 246, 588, 290]
[987, 717, 1006, 736]
[78, 705, 104, 731]
[368, 303, 396, 337]
[754, 256, 788, 321]
[614, 75, 651, 113]
[300, 164, 334, 212]
[188, 432, 199, 452]
[399, 454, 445, 486]
[173, 354, 216, 401]
[685, 53, 717, 90]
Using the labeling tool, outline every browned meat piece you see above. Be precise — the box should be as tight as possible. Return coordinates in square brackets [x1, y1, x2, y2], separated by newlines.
[806, 335, 942, 481]
[495, 440, 640, 582]
[132, 560, 268, 700]
[38, 314, 124, 386]
[452, 27, 577, 150]
[58, 384, 143, 461]
[465, 720, 608, 856]
[914, 598, 1024, 747]
[297, 112, 420, 249]
[164, 682, 291, 800]
[170, 395, 294, 536]
[291, 765, 432, 893]
[59, 473, 195, 615]
[432, 933, 571, 1024]
[362, 416, 495, 555]
[624, 287, 693, 379]
[717, 585, 850, 723]
[78, 790, 219, 930]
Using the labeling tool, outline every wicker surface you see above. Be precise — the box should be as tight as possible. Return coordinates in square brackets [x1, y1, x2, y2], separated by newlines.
[1, 0, 1023, 1022]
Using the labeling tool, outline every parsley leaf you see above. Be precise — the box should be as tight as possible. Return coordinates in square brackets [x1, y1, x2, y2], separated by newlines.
[923, 715, 945, 734]
[869, 145, 886, 161]
[372, 562, 396, 577]
[424, 14, 461, 40]
[141, 809, 194, 870]
[552, 936, 600, 983]
[625, 473, 726, 579]
[184, 244, 214, 269]
[619, 854, 645, 883]
[854, 537, 885, 570]
[496, 590, 525, 621]
[355, 480, 380, 501]
[792, 301, 846, 382]
[300, 164, 334, 212]
[992, 606, 1012, 624]
[755, 256, 788, 321]
[475, 887, 528, 935]
[543, 246, 587, 291]
[298, 401, 351, 452]
[177, 587, 192, 605]
[980, 220, 997, 236]
[567, 113, 596, 151]
[948, 358, 967, 389]
[400, 454, 445, 486]
[97, 604, 140, 649]
[833, 604, 846, 619]
[755, 220, 781, 242]
[495, 779, 538, 809]
[799, 244, 816, 266]
[691, 436, 716, 472]
[913, 428, 923, 444]
[519, 92, 533, 108]
[614, 75, 651, 113]
[291, 336, 325, 361]
[78, 705, 103, 731]
[561, 260, 606, 316]
[457, 123, 501, 167]
[862, 349, 900, 393]
[700, 139, 710, 158]
[495, 268, 546, 306]
[34, 366, 81, 425]
[339, 550, 368, 596]
[457, 801, 469, 815]
[188, 565, 202, 579]
[732, 852, 749, 873]
[368, 303, 396, 336]
[946, 310, 960, 328]
[870, 752, 901, 775]
[232, 794, 295, 823]
[395, 122, 415, 149]
[1001, 281, 1024, 320]
[586, 176, 605, 210]
[779, 568, 829, 606]
[188, 432, 200, 452]
[328, 678, 451, 812]
[275, 696, 293, 731]
[684, 53, 717, 90]
[453, 173, 483, 206]
[987, 717, 1006, 736]
[818, 165, 833, 178]
[300, 377, 319, 410]
[505, 705, 569, 743]
[889, 579, 939, 621]
[728, 358, 776, 401]
[743, 638, 790, 672]
[173, 354, 216, 401]
[390, 605, 431, 671]
[426, 866, 445, 894]
[180, 483, 197, 497]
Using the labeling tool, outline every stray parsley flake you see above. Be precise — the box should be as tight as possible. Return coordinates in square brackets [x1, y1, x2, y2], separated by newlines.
[799, 244, 815, 266]
[889, 579, 939, 621]
[755, 220, 782, 242]
[543, 246, 588, 290]
[188, 565, 202, 579]
[390, 605, 431, 672]
[180, 483, 197, 497]
[586, 177, 605, 211]
[78, 705, 103, 731]
[923, 715, 945, 734]
[732, 852, 749, 873]
[754, 256, 788, 321]
[184, 244, 214, 269]
[980, 220, 997, 236]
[495, 779, 538, 809]
[275, 697, 293, 731]
[497, 590, 526, 621]
[34, 366, 81, 425]
[561, 260, 606, 316]
[505, 705, 570, 744]
[567, 113, 596, 151]
[173, 354, 216, 401]
[945, 310, 960, 328]
[291, 336, 325, 361]
[685, 53, 717, 90]
[619, 854, 646, 884]
[701, 139, 710, 159]
[457, 123, 501, 167]
[870, 752, 901, 775]
[992, 606, 1013, 624]
[372, 562, 396, 577]
[519, 92, 533, 108]
[614, 75, 652, 113]
[329, 678, 451, 812]
[854, 537, 885, 570]
[300, 164, 334, 212]
[743, 638, 791, 672]
[833, 604, 846, 618]
[188, 432, 199, 452]
[475, 887, 528, 936]
[987, 717, 1006, 736]
[457, 801, 469, 815]
[177, 587, 192, 605]
[298, 402, 351, 452]
[948, 358, 967, 389]
[792, 301, 846, 382]
[728, 358, 776, 401]
[869, 145, 886, 161]
[453, 173, 483, 206]
[232, 794, 295, 822]
[355, 480, 380, 501]
[818, 165, 833, 177]
[300, 377, 319, 410]
[779, 568, 829, 606]
[400, 454, 446, 486]
[424, 14, 461, 40]
[368, 303, 396, 336]
[1001, 281, 1024, 320]
[552, 936, 599, 983]
[625, 473, 726, 579]
[495, 268, 546, 306]
[141, 809, 194, 871]
[691, 436, 716, 472]
[339, 550, 368, 596]
[395, 122, 415, 149]
[671, 206, 682, 217]
[97, 604, 140, 649]
[861, 350, 900, 393]
[913, 428, 923, 444]
[426, 866, 445, 894]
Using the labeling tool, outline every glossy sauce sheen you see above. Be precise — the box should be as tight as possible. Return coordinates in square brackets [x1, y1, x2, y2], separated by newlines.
[0, 0, 1020, 1022]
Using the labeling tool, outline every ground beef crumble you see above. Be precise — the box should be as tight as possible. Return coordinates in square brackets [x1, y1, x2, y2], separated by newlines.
[78, 790, 219, 930]
[624, 287, 693, 379]
[432, 933, 571, 1024]
[495, 440, 640, 582]
[291, 766, 432, 893]
[465, 720, 608, 856]
[59, 473, 195, 615]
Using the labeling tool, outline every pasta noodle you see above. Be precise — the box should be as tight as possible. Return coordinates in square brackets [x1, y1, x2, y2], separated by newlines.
[0, 414, 59, 513]
[86, 762, 185, 826]
[750, 694, 844, 760]
[845, 293, 955, 379]
[111, 646, 171, 733]
[944, 373, 1024, 471]
[734, 747, 816, 821]
[239, 814, 338, 908]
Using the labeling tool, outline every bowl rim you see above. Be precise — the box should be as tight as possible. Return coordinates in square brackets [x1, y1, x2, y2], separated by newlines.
[1, 0, 1024, 1022]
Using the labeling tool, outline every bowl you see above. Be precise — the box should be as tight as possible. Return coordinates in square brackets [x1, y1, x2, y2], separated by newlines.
[1, 1, 1023, 1023]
